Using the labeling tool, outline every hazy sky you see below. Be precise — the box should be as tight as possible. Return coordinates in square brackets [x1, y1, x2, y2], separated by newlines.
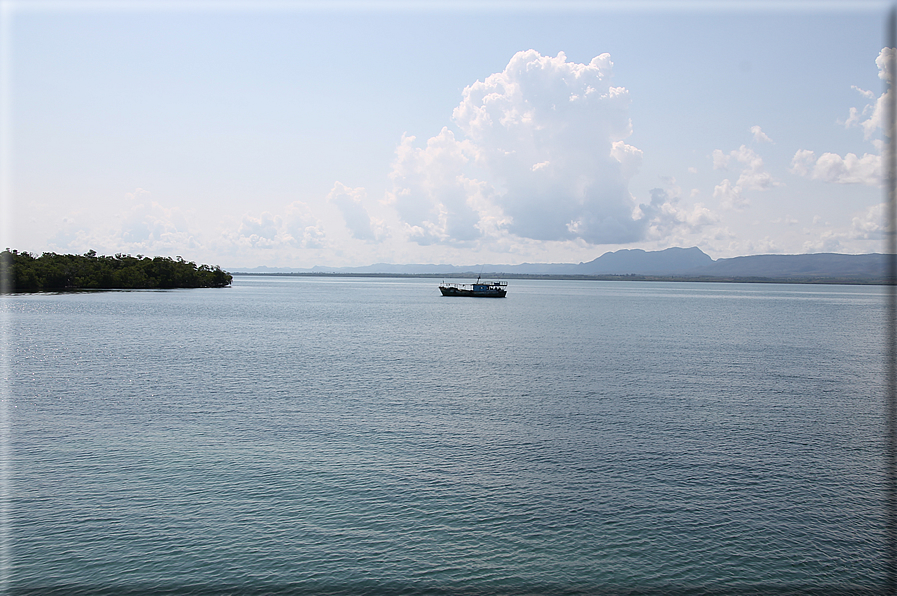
[1, 1, 891, 268]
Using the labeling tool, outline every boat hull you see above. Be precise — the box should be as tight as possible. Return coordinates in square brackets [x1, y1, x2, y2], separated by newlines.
[439, 285, 507, 298]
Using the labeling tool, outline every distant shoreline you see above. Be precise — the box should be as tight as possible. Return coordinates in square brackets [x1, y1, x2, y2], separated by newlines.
[228, 248, 893, 284]
[230, 271, 892, 285]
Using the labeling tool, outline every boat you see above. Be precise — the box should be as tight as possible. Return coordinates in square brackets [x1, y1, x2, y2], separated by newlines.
[439, 276, 507, 298]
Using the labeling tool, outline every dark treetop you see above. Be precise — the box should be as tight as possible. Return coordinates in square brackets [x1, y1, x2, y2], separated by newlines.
[0, 250, 232, 293]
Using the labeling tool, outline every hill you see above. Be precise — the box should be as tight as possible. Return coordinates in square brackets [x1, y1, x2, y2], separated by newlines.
[232, 248, 892, 283]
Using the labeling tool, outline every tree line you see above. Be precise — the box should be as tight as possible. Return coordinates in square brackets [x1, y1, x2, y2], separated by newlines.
[0, 250, 232, 292]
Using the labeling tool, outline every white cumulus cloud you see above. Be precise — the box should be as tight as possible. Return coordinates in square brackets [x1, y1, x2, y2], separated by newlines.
[233, 202, 325, 250]
[49, 189, 205, 257]
[712, 179, 746, 209]
[750, 125, 773, 143]
[794, 47, 890, 191]
[640, 186, 718, 240]
[850, 202, 889, 238]
[611, 141, 643, 180]
[790, 149, 880, 186]
[843, 47, 894, 140]
[799, 203, 888, 253]
[711, 145, 778, 209]
[388, 128, 490, 246]
[327, 182, 384, 242]
[851, 85, 875, 100]
[236, 212, 285, 249]
[455, 49, 642, 243]
[712, 149, 730, 170]
[391, 50, 647, 246]
[119, 200, 198, 251]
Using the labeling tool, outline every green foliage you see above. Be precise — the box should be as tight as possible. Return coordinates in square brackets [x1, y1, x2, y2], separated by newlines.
[0, 249, 232, 293]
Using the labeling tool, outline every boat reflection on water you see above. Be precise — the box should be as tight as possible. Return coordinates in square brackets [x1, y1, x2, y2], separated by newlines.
[438, 277, 507, 298]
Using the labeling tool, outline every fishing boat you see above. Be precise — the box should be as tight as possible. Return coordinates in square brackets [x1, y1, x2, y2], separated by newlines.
[439, 277, 507, 298]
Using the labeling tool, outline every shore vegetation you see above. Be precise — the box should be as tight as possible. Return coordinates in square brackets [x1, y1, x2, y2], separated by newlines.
[0, 250, 232, 292]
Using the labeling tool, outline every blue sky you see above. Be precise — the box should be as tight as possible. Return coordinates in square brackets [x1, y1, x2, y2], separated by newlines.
[1, 1, 890, 268]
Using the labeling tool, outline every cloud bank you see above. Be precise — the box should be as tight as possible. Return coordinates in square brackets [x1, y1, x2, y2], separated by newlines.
[50, 46, 890, 267]
[232, 202, 324, 250]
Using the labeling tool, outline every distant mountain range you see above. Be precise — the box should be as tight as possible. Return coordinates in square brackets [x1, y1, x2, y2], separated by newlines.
[232, 247, 893, 283]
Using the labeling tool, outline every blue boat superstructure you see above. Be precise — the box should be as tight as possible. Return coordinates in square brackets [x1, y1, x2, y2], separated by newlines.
[439, 278, 507, 298]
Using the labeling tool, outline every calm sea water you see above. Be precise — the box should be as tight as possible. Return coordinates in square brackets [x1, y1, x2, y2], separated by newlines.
[2, 276, 889, 594]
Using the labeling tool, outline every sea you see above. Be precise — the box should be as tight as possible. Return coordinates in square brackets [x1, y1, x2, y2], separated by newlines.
[2, 276, 890, 595]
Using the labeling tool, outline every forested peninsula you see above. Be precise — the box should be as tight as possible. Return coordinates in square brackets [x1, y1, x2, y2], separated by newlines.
[0, 250, 232, 292]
